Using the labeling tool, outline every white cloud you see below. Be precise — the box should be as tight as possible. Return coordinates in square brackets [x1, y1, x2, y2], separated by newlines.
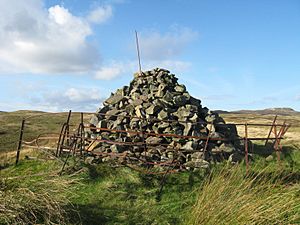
[30, 87, 104, 112]
[87, 5, 113, 24]
[139, 26, 198, 60]
[94, 61, 132, 80]
[94, 59, 191, 80]
[0, 0, 114, 74]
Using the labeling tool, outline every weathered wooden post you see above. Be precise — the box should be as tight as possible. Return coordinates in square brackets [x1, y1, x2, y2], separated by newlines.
[80, 112, 84, 155]
[16, 118, 25, 165]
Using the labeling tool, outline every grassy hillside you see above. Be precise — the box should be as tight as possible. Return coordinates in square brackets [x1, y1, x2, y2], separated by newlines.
[1, 111, 300, 224]
[0, 111, 93, 152]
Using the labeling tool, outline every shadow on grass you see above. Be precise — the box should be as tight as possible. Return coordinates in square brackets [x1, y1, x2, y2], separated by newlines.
[67, 203, 110, 225]
[67, 201, 166, 225]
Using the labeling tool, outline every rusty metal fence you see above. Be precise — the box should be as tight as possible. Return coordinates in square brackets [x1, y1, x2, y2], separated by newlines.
[15, 111, 290, 175]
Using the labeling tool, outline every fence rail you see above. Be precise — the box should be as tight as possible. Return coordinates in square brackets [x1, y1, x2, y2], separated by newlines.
[15, 111, 290, 175]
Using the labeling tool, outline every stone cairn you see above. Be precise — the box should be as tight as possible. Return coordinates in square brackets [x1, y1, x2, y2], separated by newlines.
[86, 68, 245, 170]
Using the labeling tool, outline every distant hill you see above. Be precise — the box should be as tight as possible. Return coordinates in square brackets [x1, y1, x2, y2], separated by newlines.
[216, 108, 299, 116]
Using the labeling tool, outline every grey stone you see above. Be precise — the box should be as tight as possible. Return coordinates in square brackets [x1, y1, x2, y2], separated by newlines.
[182, 141, 194, 150]
[84, 156, 94, 164]
[145, 105, 161, 115]
[185, 159, 209, 168]
[145, 136, 161, 145]
[105, 93, 125, 105]
[158, 110, 168, 120]
[97, 120, 107, 128]
[173, 95, 187, 106]
[174, 84, 186, 93]
[183, 122, 192, 136]
[173, 107, 193, 119]
[265, 155, 274, 162]
[90, 115, 99, 126]
[156, 84, 167, 97]
[219, 143, 235, 153]
[189, 113, 198, 122]
[132, 99, 143, 106]
[163, 91, 174, 102]
[191, 152, 203, 159]
[135, 106, 145, 117]
[110, 144, 122, 153]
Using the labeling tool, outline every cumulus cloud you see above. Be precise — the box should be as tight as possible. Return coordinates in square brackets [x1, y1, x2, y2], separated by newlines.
[87, 5, 113, 24]
[0, 0, 113, 74]
[30, 87, 104, 112]
[139, 26, 198, 60]
[94, 61, 132, 80]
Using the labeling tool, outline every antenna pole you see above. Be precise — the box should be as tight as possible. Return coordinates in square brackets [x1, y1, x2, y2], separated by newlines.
[135, 30, 142, 75]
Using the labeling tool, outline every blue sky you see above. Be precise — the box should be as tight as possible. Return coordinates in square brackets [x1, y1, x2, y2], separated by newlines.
[0, 0, 299, 112]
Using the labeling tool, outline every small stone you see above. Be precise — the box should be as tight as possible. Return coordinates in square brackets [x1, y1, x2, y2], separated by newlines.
[97, 120, 107, 128]
[135, 106, 145, 117]
[110, 144, 121, 153]
[191, 152, 203, 159]
[145, 136, 161, 145]
[158, 110, 168, 120]
[265, 155, 274, 162]
[219, 143, 235, 153]
[182, 141, 194, 150]
[173, 95, 187, 106]
[84, 156, 94, 164]
[145, 105, 161, 115]
[183, 123, 192, 136]
[158, 122, 169, 129]
[105, 93, 125, 105]
[90, 115, 99, 126]
[132, 99, 143, 106]
[174, 84, 186, 93]
[163, 91, 174, 102]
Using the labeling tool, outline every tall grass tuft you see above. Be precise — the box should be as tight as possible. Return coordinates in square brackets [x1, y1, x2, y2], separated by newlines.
[187, 165, 300, 225]
[0, 175, 77, 225]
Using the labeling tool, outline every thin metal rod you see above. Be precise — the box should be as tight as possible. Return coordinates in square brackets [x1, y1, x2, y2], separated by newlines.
[135, 30, 142, 74]
[245, 122, 249, 175]
[274, 120, 286, 151]
[203, 122, 213, 156]
[56, 110, 72, 157]
[16, 118, 25, 165]
[265, 115, 277, 146]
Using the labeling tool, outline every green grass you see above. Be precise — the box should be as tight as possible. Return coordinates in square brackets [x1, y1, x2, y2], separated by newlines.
[1, 111, 300, 224]
[1, 147, 299, 225]
[0, 110, 92, 153]
[187, 165, 300, 225]
[1, 157, 204, 224]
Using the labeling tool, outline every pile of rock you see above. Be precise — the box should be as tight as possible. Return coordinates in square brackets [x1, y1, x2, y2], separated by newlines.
[87, 68, 245, 169]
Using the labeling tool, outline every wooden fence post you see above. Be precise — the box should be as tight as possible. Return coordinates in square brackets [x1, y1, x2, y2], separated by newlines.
[16, 118, 25, 165]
